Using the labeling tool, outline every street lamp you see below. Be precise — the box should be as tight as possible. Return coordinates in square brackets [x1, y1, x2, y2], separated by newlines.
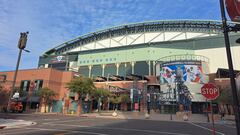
[219, 1, 240, 134]
[7, 32, 29, 112]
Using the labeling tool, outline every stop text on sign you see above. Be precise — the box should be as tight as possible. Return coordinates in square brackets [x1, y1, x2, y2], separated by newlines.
[201, 88, 218, 95]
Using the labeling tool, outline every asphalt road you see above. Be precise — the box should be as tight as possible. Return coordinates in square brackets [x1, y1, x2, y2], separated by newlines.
[0, 113, 237, 135]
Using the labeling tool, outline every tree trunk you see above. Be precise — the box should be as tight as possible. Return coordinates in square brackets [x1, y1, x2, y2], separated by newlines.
[77, 99, 82, 115]
[98, 97, 101, 112]
[44, 98, 47, 113]
[44, 101, 47, 113]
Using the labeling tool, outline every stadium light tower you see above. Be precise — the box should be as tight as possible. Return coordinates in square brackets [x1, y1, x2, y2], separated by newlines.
[7, 32, 30, 112]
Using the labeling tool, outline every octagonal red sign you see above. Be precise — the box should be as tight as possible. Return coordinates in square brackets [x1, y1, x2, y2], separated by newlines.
[225, 0, 240, 22]
[201, 83, 219, 100]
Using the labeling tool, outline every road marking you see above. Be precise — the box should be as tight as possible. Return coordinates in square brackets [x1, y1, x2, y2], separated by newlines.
[188, 122, 225, 135]
[44, 123, 91, 127]
[222, 124, 236, 129]
[24, 127, 109, 135]
[43, 118, 95, 124]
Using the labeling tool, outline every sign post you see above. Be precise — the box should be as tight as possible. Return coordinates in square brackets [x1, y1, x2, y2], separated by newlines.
[201, 83, 219, 135]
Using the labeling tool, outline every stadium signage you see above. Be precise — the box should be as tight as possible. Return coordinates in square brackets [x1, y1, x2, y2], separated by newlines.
[225, 0, 240, 22]
[51, 55, 66, 63]
[162, 61, 201, 66]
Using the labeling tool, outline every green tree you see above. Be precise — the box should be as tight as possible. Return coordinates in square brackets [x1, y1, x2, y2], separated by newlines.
[66, 76, 95, 114]
[110, 94, 121, 111]
[93, 88, 110, 112]
[120, 94, 130, 111]
[0, 84, 9, 111]
[215, 89, 232, 104]
[38, 87, 57, 113]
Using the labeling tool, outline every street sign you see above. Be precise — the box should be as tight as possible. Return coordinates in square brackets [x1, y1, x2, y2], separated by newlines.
[201, 83, 219, 100]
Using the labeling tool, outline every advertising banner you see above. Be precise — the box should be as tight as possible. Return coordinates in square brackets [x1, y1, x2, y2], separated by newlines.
[159, 61, 208, 85]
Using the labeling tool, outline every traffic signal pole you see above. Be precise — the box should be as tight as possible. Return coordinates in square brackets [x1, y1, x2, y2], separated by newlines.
[219, 0, 240, 134]
[6, 32, 29, 113]
[7, 49, 23, 112]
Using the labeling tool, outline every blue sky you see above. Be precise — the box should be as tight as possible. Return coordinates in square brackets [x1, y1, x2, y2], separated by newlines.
[0, 0, 223, 71]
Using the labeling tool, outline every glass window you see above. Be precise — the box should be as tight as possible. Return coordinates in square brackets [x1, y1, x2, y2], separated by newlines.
[34, 80, 43, 91]
[20, 80, 30, 91]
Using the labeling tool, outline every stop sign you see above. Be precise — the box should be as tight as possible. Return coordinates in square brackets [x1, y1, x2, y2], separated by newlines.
[201, 83, 219, 100]
[225, 0, 240, 22]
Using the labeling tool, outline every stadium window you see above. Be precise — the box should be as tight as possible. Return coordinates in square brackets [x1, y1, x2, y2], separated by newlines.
[100, 59, 102, 62]
[110, 58, 112, 61]
[114, 58, 116, 61]
[92, 60, 95, 62]
[83, 61, 85, 63]
[96, 59, 99, 62]
[87, 60, 89, 63]
[79, 61, 82, 64]
[106, 58, 108, 61]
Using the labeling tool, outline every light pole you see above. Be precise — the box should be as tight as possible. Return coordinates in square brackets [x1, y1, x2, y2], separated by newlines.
[219, 0, 240, 134]
[7, 32, 29, 112]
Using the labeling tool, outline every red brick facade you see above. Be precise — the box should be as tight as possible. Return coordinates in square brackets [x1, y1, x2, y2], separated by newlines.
[0, 68, 76, 100]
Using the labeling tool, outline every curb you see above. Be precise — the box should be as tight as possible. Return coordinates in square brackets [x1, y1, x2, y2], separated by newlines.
[0, 120, 37, 129]
[0, 126, 6, 129]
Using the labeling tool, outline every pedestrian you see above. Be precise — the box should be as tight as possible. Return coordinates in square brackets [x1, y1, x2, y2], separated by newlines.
[220, 110, 225, 121]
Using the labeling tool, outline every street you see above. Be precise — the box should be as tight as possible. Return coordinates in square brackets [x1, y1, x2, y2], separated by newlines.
[0, 113, 237, 135]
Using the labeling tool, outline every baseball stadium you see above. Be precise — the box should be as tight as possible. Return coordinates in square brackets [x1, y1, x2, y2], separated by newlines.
[37, 20, 240, 113]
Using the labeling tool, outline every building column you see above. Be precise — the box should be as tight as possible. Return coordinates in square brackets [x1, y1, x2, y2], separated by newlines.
[102, 64, 105, 77]
[124, 63, 127, 79]
[152, 61, 156, 76]
[116, 63, 120, 76]
[148, 61, 151, 76]
[131, 62, 135, 74]
[88, 65, 92, 78]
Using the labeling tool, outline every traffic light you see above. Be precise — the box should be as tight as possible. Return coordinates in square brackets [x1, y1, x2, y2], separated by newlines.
[18, 32, 29, 49]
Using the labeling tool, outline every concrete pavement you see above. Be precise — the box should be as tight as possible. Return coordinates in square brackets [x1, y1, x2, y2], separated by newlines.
[0, 111, 235, 130]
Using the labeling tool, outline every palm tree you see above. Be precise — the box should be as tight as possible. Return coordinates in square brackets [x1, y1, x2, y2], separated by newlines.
[66, 76, 95, 115]
[92, 88, 110, 112]
[38, 87, 56, 113]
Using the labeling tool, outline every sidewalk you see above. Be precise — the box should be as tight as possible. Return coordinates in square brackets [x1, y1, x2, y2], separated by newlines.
[75, 111, 236, 125]
[0, 118, 36, 129]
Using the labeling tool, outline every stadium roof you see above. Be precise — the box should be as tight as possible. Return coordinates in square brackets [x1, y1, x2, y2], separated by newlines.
[43, 20, 240, 56]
